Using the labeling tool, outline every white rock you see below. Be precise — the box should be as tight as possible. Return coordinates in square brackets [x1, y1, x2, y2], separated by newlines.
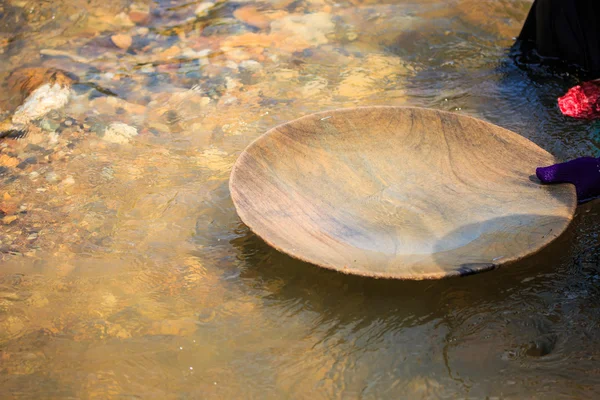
[195, 2, 215, 16]
[270, 12, 334, 47]
[115, 12, 135, 27]
[61, 176, 75, 186]
[181, 48, 211, 59]
[239, 60, 262, 72]
[225, 61, 239, 70]
[45, 172, 59, 182]
[102, 122, 138, 144]
[12, 83, 72, 125]
[225, 77, 238, 90]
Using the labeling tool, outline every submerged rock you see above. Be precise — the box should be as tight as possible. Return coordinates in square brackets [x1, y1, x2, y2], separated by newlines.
[12, 83, 72, 125]
[222, 12, 334, 53]
[101, 122, 138, 144]
[5, 68, 76, 126]
[146, 318, 198, 336]
[195, 2, 216, 17]
[233, 6, 288, 30]
[234, 5, 271, 30]
[110, 33, 133, 49]
[270, 12, 334, 47]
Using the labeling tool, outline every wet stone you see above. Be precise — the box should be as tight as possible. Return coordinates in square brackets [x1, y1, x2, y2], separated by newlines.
[201, 19, 258, 37]
[146, 319, 198, 337]
[100, 123, 138, 144]
[110, 34, 132, 49]
[17, 157, 37, 169]
[39, 117, 61, 132]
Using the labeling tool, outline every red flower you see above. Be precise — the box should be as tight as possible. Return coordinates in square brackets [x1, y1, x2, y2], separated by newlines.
[558, 81, 600, 119]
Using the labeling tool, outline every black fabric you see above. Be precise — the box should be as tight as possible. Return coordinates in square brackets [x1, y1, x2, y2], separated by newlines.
[517, 0, 600, 76]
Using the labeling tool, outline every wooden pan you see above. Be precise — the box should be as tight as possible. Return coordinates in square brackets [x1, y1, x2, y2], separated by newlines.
[229, 106, 577, 280]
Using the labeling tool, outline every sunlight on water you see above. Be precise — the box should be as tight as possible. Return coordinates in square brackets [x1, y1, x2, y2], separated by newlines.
[1, 0, 600, 398]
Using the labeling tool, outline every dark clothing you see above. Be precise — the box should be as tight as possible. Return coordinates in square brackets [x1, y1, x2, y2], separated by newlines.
[517, 0, 600, 76]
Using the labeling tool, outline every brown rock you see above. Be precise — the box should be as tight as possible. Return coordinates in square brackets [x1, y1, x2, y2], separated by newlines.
[6, 67, 76, 108]
[89, 96, 146, 117]
[3, 215, 18, 225]
[157, 46, 181, 60]
[147, 319, 197, 336]
[0, 202, 17, 216]
[235, 6, 288, 29]
[129, 11, 150, 25]
[106, 323, 131, 339]
[111, 34, 132, 49]
[222, 33, 279, 50]
[234, 6, 271, 30]
[0, 155, 19, 168]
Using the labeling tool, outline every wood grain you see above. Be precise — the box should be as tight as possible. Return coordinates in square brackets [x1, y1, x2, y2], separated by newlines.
[229, 106, 577, 280]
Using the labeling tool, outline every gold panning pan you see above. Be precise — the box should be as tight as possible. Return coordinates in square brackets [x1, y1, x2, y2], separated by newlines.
[229, 106, 576, 279]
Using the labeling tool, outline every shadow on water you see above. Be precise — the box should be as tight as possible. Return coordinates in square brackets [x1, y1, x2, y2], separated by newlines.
[228, 199, 600, 395]
[431, 213, 574, 277]
[229, 209, 578, 330]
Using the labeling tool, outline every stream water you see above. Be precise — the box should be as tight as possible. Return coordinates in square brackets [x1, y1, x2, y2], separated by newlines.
[1, 0, 600, 398]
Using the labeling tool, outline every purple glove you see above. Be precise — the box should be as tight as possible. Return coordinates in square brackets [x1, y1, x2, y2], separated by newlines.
[536, 157, 600, 203]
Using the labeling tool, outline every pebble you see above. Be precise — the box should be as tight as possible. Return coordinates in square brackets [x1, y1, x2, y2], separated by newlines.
[111, 34, 132, 49]
[157, 46, 181, 60]
[225, 77, 238, 90]
[0, 154, 20, 168]
[129, 11, 150, 25]
[40, 117, 60, 132]
[17, 157, 38, 170]
[225, 60, 239, 70]
[270, 12, 335, 47]
[12, 83, 72, 125]
[45, 172, 59, 182]
[3, 215, 18, 225]
[239, 60, 262, 73]
[101, 166, 114, 180]
[90, 96, 146, 119]
[61, 176, 75, 186]
[101, 123, 139, 144]
[114, 12, 135, 28]
[195, 2, 215, 17]
[0, 201, 17, 215]
[136, 27, 150, 36]
[147, 319, 198, 336]
[233, 6, 282, 30]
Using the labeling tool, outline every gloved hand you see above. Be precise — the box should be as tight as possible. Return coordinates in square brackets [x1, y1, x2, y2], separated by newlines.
[536, 157, 600, 203]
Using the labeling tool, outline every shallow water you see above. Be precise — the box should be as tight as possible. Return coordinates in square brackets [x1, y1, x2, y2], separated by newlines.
[1, 0, 600, 398]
